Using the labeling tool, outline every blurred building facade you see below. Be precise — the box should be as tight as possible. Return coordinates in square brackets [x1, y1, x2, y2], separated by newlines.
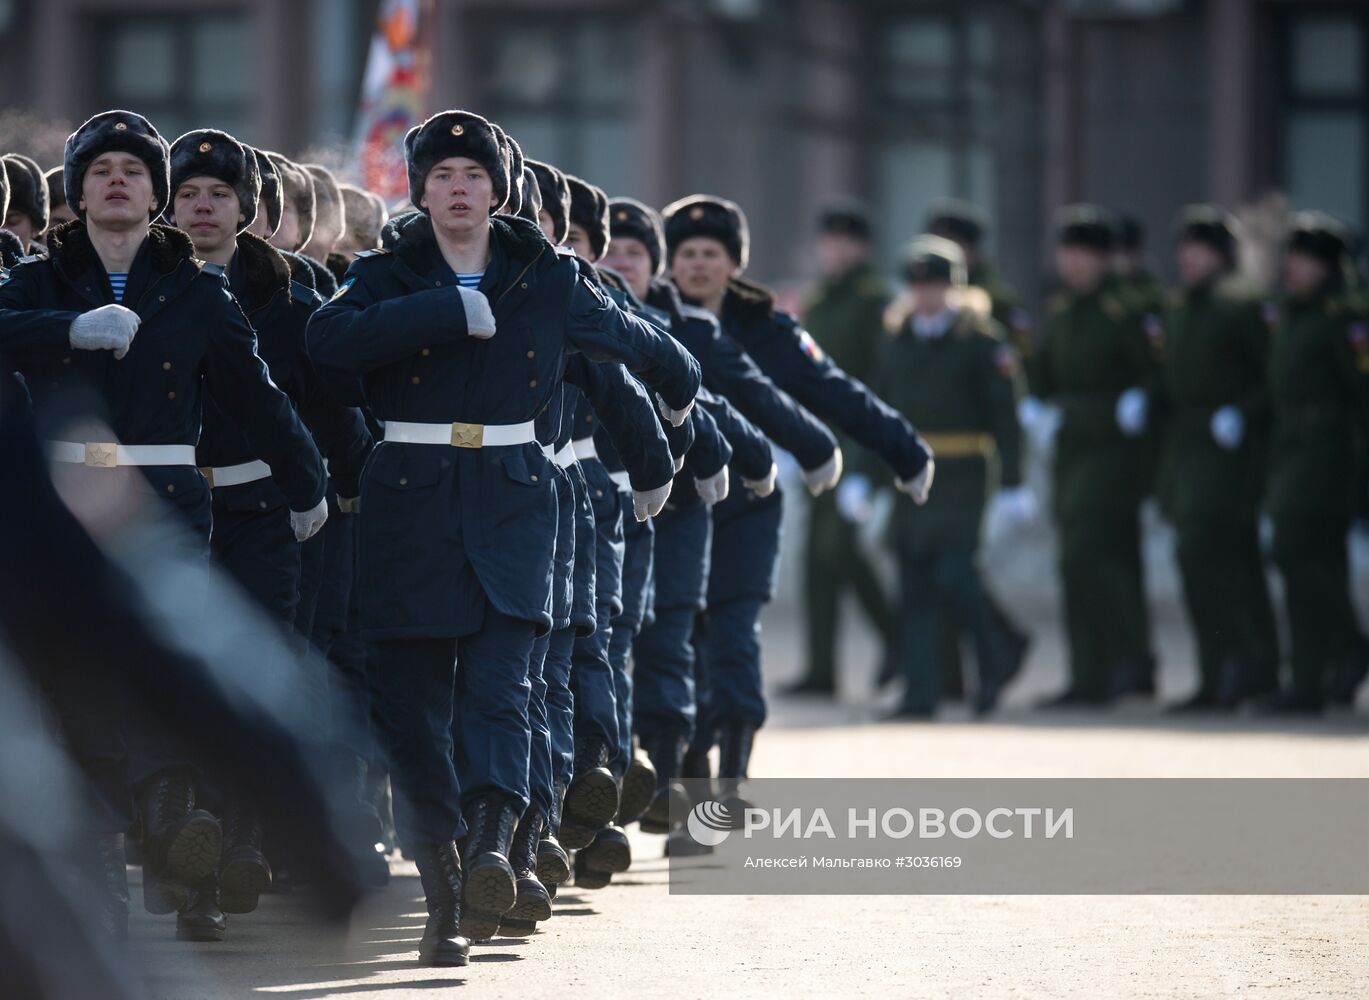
[1, 0, 1365, 303]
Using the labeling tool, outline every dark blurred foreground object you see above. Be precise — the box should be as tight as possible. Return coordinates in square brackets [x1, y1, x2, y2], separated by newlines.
[0, 373, 366, 957]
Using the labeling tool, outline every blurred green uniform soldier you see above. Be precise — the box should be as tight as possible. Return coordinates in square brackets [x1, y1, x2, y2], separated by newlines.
[1026, 205, 1162, 705]
[1160, 205, 1280, 711]
[926, 200, 1033, 697]
[1263, 212, 1369, 713]
[878, 236, 1032, 717]
[788, 201, 896, 696]
[1113, 214, 1168, 316]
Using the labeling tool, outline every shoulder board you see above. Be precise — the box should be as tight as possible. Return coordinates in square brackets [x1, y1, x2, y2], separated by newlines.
[0, 268, 8, 285]
[554, 245, 578, 258]
[200, 261, 226, 277]
[16, 254, 42, 266]
[640, 302, 672, 328]
[355, 247, 389, 259]
[291, 280, 322, 307]
[772, 309, 800, 331]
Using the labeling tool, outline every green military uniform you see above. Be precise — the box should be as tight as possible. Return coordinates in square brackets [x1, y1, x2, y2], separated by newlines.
[797, 257, 895, 693]
[1265, 226, 1369, 708]
[970, 260, 1034, 359]
[1028, 261, 1162, 703]
[879, 302, 1023, 715]
[1160, 271, 1279, 705]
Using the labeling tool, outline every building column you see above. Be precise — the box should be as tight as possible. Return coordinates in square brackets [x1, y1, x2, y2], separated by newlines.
[1206, 0, 1255, 206]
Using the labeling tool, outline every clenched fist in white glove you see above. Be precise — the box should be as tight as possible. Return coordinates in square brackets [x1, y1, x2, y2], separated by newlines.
[290, 497, 329, 541]
[801, 447, 843, 497]
[835, 472, 873, 523]
[656, 392, 695, 428]
[70, 303, 141, 359]
[992, 484, 1037, 529]
[632, 480, 673, 521]
[897, 459, 935, 506]
[459, 287, 497, 340]
[1210, 405, 1244, 451]
[694, 465, 729, 506]
[741, 461, 777, 498]
[1115, 387, 1149, 437]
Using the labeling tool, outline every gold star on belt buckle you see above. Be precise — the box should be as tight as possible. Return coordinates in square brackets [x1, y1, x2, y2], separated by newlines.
[450, 422, 484, 449]
[84, 442, 118, 468]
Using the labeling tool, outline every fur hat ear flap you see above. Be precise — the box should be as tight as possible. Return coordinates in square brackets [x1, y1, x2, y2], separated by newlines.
[526, 159, 571, 245]
[303, 163, 345, 251]
[662, 194, 749, 271]
[565, 174, 610, 260]
[2, 154, 49, 233]
[404, 110, 510, 215]
[64, 110, 170, 222]
[251, 148, 283, 238]
[498, 130, 526, 216]
[168, 129, 261, 233]
[264, 153, 315, 251]
[608, 197, 665, 278]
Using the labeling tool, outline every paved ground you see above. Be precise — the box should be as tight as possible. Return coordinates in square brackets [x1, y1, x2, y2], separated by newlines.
[127, 492, 1369, 997]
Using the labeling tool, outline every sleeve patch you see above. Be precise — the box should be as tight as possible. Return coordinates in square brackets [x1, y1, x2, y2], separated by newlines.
[993, 345, 1019, 378]
[1262, 301, 1280, 328]
[329, 277, 356, 303]
[1144, 313, 1166, 351]
[1010, 306, 1033, 333]
[798, 329, 825, 362]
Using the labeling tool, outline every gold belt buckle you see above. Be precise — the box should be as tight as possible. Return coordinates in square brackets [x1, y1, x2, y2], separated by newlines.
[198, 466, 215, 487]
[84, 442, 118, 468]
[450, 422, 484, 449]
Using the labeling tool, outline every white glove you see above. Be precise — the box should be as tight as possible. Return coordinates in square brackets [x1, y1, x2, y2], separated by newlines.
[290, 497, 329, 542]
[992, 485, 1037, 529]
[741, 461, 777, 498]
[896, 459, 934, 506]
[458, 287, 496, 340]
[1018, 395, 1061, 454]
[694, 465, 729, 506]
[337, 495, 360, 514]
[1115, 387, 1148, 437]
[801, 447, 843, 497]
[69, 303, 141, 359]
[656, 392, 694, 428]
[835, 472, 873, 523]
[1210, 405, 1244, 451]
[632, 480, 673, 521]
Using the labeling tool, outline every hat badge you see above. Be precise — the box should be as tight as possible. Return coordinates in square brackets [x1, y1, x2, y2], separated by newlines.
[451, 123, 465, 136]
[199, 141, 213, 153]
[114, 121, 128, 131]
[616, 210, 629, 221]
[689, 206, 705, 220]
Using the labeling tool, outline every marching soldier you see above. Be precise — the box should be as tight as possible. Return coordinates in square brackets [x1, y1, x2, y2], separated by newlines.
[302, 163, 349, 284]
[2, 154, 49, 253]
[1160, 205, 1280, 710]
[1026, 205, 1162, 706]
[1113, 213, 1168, 317]
[307, 110, 699, 965]
[787, 200, 897, 698]
[0, 109, 328, 933]
[45, 164, 79, 232]
[662, 194, 931, 814]
[878, 237, 1032, 718]
[1263, 212, 1369, 713]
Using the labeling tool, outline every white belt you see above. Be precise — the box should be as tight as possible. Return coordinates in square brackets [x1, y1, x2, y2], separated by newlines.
[48, 441, 197, 468]
[200, 460, 271, 488]
[384, 419, 536, 448]
[609, 470, 633, 494]
[543, 442, 576, 468]
[572, 436, 598, 462]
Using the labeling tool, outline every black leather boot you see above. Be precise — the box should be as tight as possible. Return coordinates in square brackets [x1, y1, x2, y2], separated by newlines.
[617, 736, 657, 826]
[175, 879, 227, 942]
[140, 769, 221, 915]
[560, 734, 619, 849]
[219, 801, 271, 914]
[458, 794, 519, 942]
[413, 841, 470, 966]
[95, 833, 130, 942]
[504, 811, 552, 925]
[716, 718, 756, 829]
[536, 780, 570, 887]
[639, 729, 687, 835]
[578, 823, 631, 882]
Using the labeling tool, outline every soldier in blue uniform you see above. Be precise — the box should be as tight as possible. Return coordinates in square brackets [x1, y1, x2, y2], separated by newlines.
[602, 197, 838, 842]
[662, 195, 932, 813]
[2, 153, 49, 254]
[307, 110, 699, 963]
[164, 127, 375, 937]
[0, 109, 328, 934]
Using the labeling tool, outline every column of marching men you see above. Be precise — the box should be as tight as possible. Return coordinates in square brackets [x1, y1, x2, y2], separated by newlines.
[2, 103, 1367, 970]
[0, 107, 933, 966]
